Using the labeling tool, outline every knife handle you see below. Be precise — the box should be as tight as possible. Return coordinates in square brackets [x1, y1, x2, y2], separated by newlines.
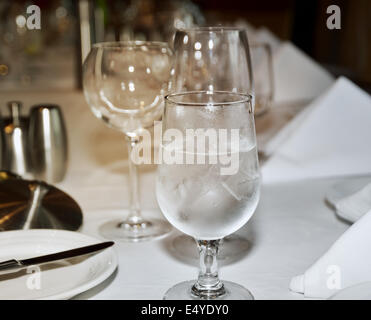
[0, 259, 22, 274]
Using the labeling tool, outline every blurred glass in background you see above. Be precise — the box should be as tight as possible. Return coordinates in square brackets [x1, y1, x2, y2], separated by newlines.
[79, 0, 204, 62]
[0, 0, 78, 91]
[1, 0, 369, 93]
[0, 0, 205, 91]
[250, 43, 274, 116]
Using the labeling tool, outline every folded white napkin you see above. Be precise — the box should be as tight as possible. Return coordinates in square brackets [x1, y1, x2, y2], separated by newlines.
[335, 184, 371, 222]
[326, 180, 371, 223]
[262, 77, 371, 184]
[272, 42, 334, 103]
[235, 22, 334, 104]
[261, 101, 316, 157]
[290, 209, 371, 298]
[252, 27, 281, 53]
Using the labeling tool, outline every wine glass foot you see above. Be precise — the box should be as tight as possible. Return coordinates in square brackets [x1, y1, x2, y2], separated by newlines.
[172, 234, 250, 263]
[99, 218, 172, 242]
[163, 280, 254, 300]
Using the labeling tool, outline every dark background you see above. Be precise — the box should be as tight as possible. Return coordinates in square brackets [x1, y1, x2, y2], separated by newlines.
[0, 0, 370, 92]
[195, 0, 371, 92]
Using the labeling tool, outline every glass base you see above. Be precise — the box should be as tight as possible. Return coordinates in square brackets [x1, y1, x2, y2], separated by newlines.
[164, 280, 254, 300]
[173, 234, 250, 263]
[99, 218, 172, 242]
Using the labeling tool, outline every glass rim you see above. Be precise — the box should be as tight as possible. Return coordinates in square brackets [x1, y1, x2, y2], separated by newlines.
[165, 91, 252, 107]
[175, 26, 246, 33]
[92, 40, 170, 49]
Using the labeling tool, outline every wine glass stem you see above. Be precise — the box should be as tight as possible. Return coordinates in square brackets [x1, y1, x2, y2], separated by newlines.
[126, 136, 143, 224]
[192, 239, 226, 298]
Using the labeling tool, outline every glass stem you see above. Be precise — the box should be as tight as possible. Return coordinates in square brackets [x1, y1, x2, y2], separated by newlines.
[125, 136, 143, 225]
[192, 239, 226, 298]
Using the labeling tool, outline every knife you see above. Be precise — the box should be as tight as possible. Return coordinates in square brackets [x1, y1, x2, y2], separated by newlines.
[0, 241, 114, 274]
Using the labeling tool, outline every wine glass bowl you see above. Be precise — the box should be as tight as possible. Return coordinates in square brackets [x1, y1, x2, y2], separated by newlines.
[83, 41, 173, 137]
[157, 92, 260, 239]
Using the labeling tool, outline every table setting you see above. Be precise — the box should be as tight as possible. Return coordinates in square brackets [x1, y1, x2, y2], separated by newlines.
[0, 19, 370, 301]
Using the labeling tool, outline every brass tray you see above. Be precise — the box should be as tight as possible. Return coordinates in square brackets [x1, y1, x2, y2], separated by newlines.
[0, 171, 83, 231]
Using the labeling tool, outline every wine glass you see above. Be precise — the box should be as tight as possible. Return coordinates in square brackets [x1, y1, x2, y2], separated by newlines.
[157, 91, 260, 299]
[169, 27, 254, 261]
[83, 41, 173, 242]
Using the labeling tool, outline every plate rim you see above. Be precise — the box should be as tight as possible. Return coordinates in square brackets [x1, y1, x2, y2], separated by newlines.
[0, 229, 118, 300]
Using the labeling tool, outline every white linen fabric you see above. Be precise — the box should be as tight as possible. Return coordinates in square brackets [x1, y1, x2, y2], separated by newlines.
[272, 42, 334, 103]
[262, 77, 371, 184]
[274, 78, 371, 298]
[290, 209, 371, 298]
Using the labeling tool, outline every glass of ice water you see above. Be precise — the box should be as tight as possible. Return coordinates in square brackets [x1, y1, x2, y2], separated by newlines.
[156, 91, 260, 300]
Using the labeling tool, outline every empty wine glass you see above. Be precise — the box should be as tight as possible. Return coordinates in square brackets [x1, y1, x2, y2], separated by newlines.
[169, 27, 255, 261]
[83, 41, 173, 242]
[157, 91, 261, 299]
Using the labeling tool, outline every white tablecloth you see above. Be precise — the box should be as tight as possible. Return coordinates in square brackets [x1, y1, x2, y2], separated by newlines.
[0, 90, 352, 299]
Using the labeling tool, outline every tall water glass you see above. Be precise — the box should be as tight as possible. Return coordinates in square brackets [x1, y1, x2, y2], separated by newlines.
[157, 91, 260, 299]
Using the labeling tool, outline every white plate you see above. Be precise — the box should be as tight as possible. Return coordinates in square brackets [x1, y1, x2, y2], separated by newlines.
[329, 282, 371, 300]
[0, 230, 118, 300]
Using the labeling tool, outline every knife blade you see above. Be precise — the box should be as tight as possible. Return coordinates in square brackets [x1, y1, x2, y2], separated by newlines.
[0, 241, 114, 274]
